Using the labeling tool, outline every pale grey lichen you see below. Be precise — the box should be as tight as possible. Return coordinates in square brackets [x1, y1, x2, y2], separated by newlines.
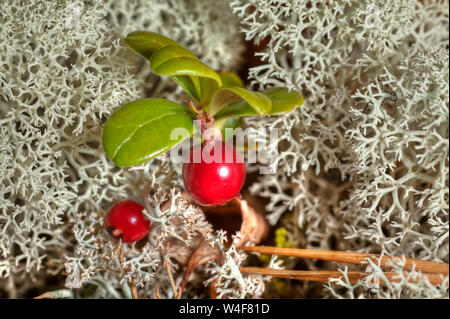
[0, 0, 243, 297]
[1, 0, 447, 299]
[231, 0, 449, 297]
[63, 158, 221, 298]
[105, 0, 244, 71]
[204, 231, 275, 299]
[0, 1, 140, 295]
[325, 255, 449, 299]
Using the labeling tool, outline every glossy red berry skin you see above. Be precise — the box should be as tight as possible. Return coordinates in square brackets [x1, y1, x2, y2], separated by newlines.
[105, 200, 150, 243]
[182, 140, 246, 206]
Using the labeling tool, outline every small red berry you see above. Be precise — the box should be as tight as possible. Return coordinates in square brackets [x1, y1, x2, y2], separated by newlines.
[105, 200, 150, 243]
[182, 140, 246, 206]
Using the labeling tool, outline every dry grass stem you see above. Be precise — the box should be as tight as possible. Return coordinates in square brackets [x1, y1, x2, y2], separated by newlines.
[164, 257, 179, 297]
[242, 246, 449, 275]
[239, 267, 448, 286]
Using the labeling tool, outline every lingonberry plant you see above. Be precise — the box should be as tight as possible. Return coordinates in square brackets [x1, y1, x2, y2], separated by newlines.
[102, 31, 303, 206]
[105, 200, 151, 243]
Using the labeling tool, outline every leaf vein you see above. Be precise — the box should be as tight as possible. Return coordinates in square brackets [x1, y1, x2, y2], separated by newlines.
[113, 111, 188, 159]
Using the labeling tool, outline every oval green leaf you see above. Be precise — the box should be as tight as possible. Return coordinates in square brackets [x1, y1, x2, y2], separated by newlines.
[102, 99, 195, 167]
[170, 75, 200, 102]
[152, 57, 222, 87]
[150, 45, 198, 70]
[214, 88, 303, 120]
[124, 31, 179, 60]
[198, 76, 219, 105]
[208, 85, 272, 117]
[219, 71, 245, 88]
[124, 32, 222, 104]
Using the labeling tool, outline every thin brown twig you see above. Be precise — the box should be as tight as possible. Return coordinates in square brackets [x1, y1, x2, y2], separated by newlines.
[239, 267, 448, 287]
[115, 239, 139, 299]
[242, 246, 449, 275]
[209, 278, 220, 299]
[130, 279, 139, 299]
[112, 238, 122, 255]
[176, 286, 183, 299]
[164, 256, 178, 297]
[155, 286, 162, 299]
[118, 244, 126, 271]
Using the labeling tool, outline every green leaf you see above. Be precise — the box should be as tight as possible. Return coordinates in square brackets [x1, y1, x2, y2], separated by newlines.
[125, 34, 200, 101]
[219, 71, 245, 88]
[198, 76, 219, 105]
[152, 57, 222, 86]
[170, 75, 201, 102]
[124, 31, 179, 59]
[152, 54, 222, 103]
[213, 101, 256, 120]
[262, 88, 304, 113]
[208, 85, 272, 117]
[102, 99, 195, 167]
[124, 32, 222, 102]
[214, 87, 303, 120]
[150, 45, 206, 101]
[150, 45, 197, 69]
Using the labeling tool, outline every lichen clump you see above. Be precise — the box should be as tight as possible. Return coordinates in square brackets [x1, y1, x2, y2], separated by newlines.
[231, 0, 449, 297]
[0, 0, 243, 298]
[0, 0, 448, 299]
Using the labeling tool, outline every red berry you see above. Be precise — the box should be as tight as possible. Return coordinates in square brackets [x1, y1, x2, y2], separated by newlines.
[105, 200, 150, 243]
[182, 140, 246, 206]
